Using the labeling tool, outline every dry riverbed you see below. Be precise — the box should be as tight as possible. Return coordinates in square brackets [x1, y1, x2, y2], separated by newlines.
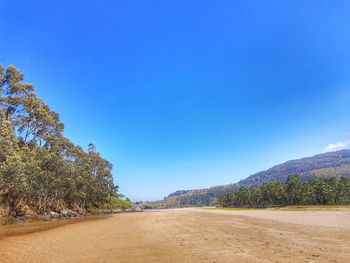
[0, 208, 349, 262]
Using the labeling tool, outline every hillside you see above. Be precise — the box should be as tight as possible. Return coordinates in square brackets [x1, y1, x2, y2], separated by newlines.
[142, 150, 350, 208]
[141, 184, 237, 208]
[239, 150, 350, 186]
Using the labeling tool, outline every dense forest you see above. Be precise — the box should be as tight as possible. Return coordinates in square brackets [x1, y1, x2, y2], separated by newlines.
[0, 64, 130, 221]
[144, 151, 350, 209]
[218, 175, 350, 208]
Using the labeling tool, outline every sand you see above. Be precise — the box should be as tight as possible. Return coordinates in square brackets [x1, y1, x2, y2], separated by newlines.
[0, 208, 349, 262]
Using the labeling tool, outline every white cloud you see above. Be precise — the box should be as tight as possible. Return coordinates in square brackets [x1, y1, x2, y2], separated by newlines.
[323, 140, 350, 153]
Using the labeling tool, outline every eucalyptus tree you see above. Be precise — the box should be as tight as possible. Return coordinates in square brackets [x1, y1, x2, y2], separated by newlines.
[0, 64, 126, 217]
[0, 114, 25, 215]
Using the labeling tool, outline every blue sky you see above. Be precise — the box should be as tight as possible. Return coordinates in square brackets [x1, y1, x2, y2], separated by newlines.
[1, 1, 350, 200]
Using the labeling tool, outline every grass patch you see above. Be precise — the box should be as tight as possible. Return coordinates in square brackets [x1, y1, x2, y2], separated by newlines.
[269, 205, 350, 211]
[202, 207, 261, 211]
[204, 205, 350, 212]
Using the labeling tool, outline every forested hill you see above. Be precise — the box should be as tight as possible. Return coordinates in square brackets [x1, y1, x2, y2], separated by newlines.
[142, 150, 350, 208]
[0, 65, 131, 223]
[239, 150, 350, 187]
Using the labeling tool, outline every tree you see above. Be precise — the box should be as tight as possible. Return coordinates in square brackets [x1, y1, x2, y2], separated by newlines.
[286, 175, 305, 205]
[0, 115, 25, 215]
[218, 175, 350, 208]
[0, 64, 127, 218]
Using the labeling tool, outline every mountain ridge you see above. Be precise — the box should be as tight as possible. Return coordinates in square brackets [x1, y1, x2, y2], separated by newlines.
[142, 149, 350, 208]
[238, 149, 350, 187]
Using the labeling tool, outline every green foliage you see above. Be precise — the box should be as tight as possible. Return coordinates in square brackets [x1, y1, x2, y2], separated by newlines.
[108, 196, 133, 210]
[0, 65, 125, 216]
[218, 175, 350, 208]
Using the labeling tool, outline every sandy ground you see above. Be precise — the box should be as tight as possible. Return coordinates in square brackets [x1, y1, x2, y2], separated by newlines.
[0, 208, 349, 263]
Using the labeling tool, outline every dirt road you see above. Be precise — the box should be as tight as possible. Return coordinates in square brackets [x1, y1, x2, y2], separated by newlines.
[0, 208, 349, 262]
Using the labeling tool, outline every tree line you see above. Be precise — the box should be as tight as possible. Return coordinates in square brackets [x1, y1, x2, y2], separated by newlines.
[218, 175, 350, 208]
[0, 64, 129, 219]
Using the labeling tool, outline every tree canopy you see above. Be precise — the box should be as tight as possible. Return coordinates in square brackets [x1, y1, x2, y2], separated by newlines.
[218, 175, 350, 208]
[0, 64, 127, 218]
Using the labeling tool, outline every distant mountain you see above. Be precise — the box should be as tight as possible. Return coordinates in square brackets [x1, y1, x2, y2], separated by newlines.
[141, 183, 238, 208]
[239, 150, 350, 187]
[167, 190, 193, 198]
[141, 150, 350, 208]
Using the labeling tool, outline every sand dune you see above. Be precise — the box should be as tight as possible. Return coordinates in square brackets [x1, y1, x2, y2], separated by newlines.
[0, 208, 349, 262]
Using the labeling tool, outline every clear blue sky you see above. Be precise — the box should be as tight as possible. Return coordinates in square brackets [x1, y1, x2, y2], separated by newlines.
[1, 1, 350, 200]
